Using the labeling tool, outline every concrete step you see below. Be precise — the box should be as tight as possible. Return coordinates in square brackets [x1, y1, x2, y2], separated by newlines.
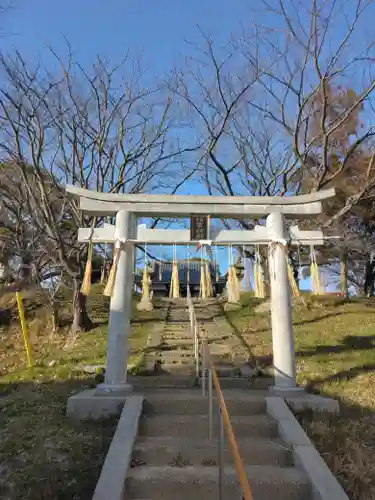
[190, 354, 235, 365]
[162, 329, 189, 335]
[163, 326, 190, 331]
[160, 338, 194, 347]
[195, 309, 218, 314]
[129, 375, 273, 389]
[206, 344, 231, 355]
[155, 363, 251, 377]
[194, 316, 218, 322]
[159, 351, 195, 361]
[201, 364, 242, 376]
[132, 436, 293, 467]
[164, 324, 187, 329]
[201, 358, 250, 369]
[155, 363, 195, 374]
[159, 343, 232, 358]
[142, 391, 266, 415]
[166, 320, 190, 324]
[138, 414, 278, 439]
[126, 465, 311, 500]
[129, 375, 199, 388]
[162, 331, 228, 339]
[162, 334, 230, 342]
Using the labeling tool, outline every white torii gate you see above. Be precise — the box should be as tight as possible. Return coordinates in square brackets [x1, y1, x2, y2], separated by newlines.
[66, 185, 336, 393]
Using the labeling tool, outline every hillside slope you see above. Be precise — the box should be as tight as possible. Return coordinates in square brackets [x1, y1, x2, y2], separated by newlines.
[0, 284, 161, 500]
[226, 293, 375, 500]
[2, 288, 375, 499]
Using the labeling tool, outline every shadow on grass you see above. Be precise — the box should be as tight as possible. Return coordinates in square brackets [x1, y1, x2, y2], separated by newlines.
[0, 301, 46, 327]
[56, 316, 103, 330]
[296, 334, 375, 359]
[238, 311, 348, 336]
[1, 365, 374, 500]
[0, 377, 118, 500]
[294, 373, 375, 500]
[222, 309, 257, 363]
[240, 309, 375, 335]
[304, 361, 375, 392]
[293, 311, 345, 326]
[226, 304, 375, 366]
[0, 307, 12, 326]
[232, 334, 375, 371]
[221, 323, 375, 500]
[222, 296, 375, 499]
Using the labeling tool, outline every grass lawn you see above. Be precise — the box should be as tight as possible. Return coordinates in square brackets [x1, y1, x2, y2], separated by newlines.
[3, 285, 374, 500]
[0, 284, 162, 500]
[226, 292, 375, 500]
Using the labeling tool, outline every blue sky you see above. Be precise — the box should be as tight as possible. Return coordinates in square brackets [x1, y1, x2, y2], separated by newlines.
[3, 0, 252, 74]
[2, 0, 255, 273]
[3, 0, 346, 291]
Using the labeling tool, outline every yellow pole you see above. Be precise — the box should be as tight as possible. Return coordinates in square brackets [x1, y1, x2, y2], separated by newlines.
[15, 291, 33, 368]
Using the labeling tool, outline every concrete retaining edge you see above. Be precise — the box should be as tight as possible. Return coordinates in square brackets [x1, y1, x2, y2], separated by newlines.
[92, 395, 144, 500]
[266, 396, 349, 500]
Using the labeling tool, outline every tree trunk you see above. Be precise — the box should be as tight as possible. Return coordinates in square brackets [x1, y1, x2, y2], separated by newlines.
[339, 250, 349, 298]
[51, 302, 59, 333]
[72, 278, 93, 333]
[363, 257, 375, 297]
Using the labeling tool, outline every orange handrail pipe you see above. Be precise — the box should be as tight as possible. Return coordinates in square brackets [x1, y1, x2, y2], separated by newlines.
[206, 345, 253, 500]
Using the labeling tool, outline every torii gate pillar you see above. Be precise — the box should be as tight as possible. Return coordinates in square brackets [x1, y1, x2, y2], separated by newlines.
[65, 184, 336, 397]
[96, 210, 135, 393]
[267, 212, 297, 390]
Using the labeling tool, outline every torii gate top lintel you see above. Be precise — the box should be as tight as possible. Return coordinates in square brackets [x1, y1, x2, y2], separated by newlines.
[66, 185, 336, 218]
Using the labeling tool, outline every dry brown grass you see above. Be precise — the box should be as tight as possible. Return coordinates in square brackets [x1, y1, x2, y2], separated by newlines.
[0, 284, 162, 500]
[0, 379, 117, 500]
[227, 293, 375, 500]
[297, 409, 375, 500]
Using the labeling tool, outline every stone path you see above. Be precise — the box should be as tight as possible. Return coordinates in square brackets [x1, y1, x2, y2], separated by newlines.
[144, 298, 255, 378]
[126, 388, 312, 500]
[122, 298, 339, 500]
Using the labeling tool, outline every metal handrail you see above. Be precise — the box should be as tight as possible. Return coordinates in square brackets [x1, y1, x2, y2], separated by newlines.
[187, 287, 200, 379]
[203, 340, 253, 500]
[186, 295, 253, 500]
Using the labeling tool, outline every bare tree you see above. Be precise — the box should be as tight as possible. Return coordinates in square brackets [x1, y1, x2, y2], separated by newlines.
[167, 30, 293, 289]
[223, 0, 375, 294]
[0, 162, 50, 285]
[0, 50, 194, 332]
[246, 0, 375, 219]
[168, 30, 292, 249]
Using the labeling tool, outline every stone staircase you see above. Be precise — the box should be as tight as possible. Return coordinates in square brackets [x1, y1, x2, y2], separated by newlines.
[154, 299, 252, 377]
[125, 388, 312, 499]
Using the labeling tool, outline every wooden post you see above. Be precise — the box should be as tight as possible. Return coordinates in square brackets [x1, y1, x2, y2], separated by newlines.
[16, 291, 33, 368]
